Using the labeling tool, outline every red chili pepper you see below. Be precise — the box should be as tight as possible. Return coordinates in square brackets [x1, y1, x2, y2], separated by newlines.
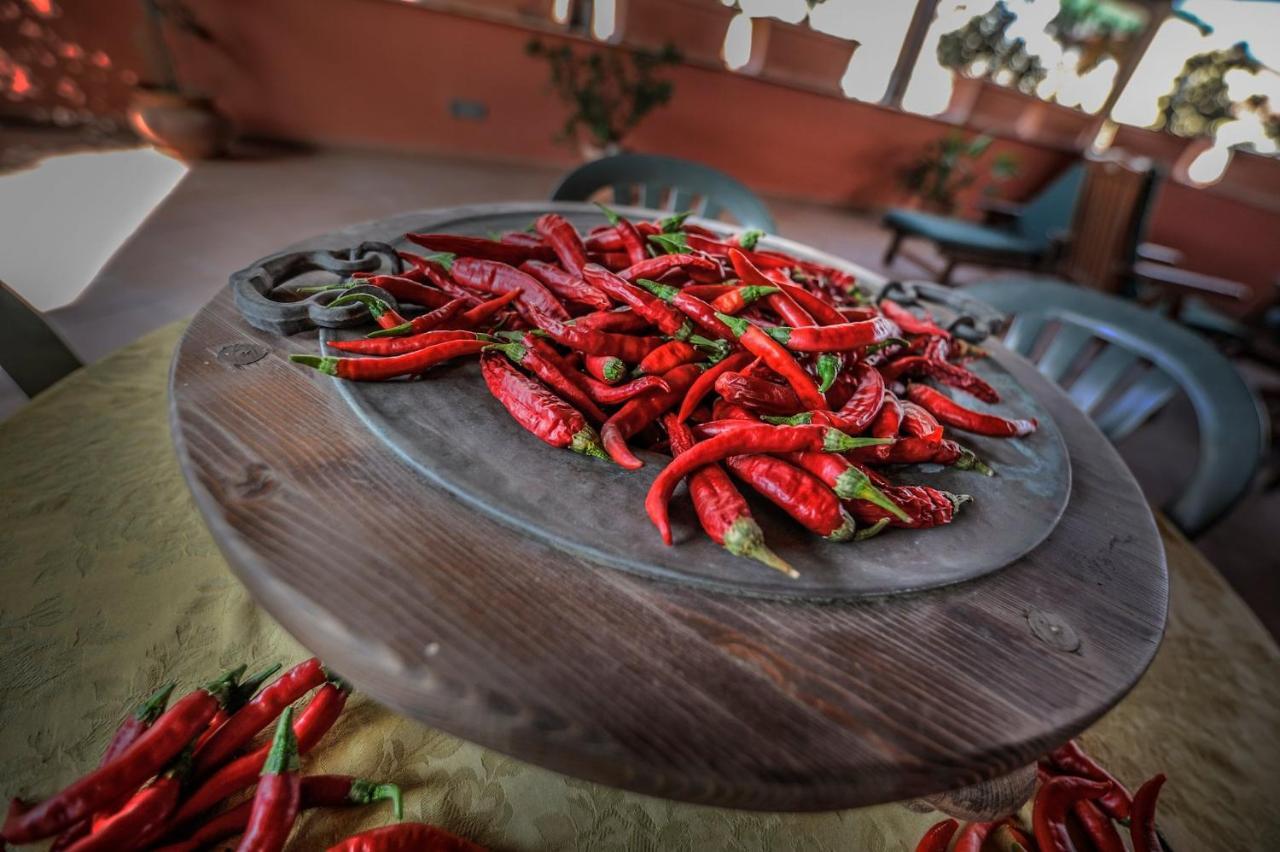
[582, 264, 692, 339]
[520, 260, 611, 311]
[361, 297, 466, 339]
[193, 658, 325, 778]
[458, 290, 521, 329]
[1033, 776, 1112, 852]
[884, 356, 1000, 404]
[767, 278, 847, 326]
[497, 231, 546, 249]
[724, 454, 856, 540]
[404, 232, 555, 265]
[235, 708, 301, 852]
[1044, 741, 1134, 821]
[328, 293, 411, 332]
[596, 205, 649, 265]
[784, 452, 909, 522]
[675, 351, 753, 422]
[765, 317, 897, 353]
[662, 415, 795, 577]
[487, 339, 608, 423]
[570, 309, 653, 334]
[325, 822, 487, 852]
[290, 338, 490, 380]
[1128, 774, 1165, 852]
[636, 340, 701, 376]
[451, 258, 570, 323]
[326, 330, 482, 357]
[716, 312, 829, 411]
[168, 678, 351, 830]
[879, 299, 949, 337]
[726, 248, 813, 328]
[680, 283, 736, 301]
[481, 353, 608, 459]
[584, 227, 623, 252]
[1, 669, 239, 844]
[992, 821, 1034, 852]
[634, 278, 734, 340]
[619, 253, 720, 283]
[954, 821, 998, 852]
[906, 384, 1036, 437]
[584, 353, 626, 385]
[534, 313, 664, 362]
[715, 371, 802, 416]
[344, 274, 455, 309]
[398, 253, 482, 307]
[859, 392, 902, 462]
[850, 484, 969, 528]
[600, 364, 700, 469]
[914, 818, 959, 852]
[64, 759, 186, 852]
[710, 285, 779, 315]
[900, 401, 944, 445]
[830, 363, 884, 433]
[580, 372, 671, 405]
[646, 425, 889, 544]
[1073, 799, 1125, 852]
[533, 213, 589, 276]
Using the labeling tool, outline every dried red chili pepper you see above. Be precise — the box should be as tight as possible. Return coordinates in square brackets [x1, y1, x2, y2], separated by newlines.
[193, 658, 325, 778]
[1073, 799, 1125, 852]
[235, 708, 301, 852]
[900, 401, 944, 445]
[1033, 776, 1112, 852]
[765, 317, 897, 352]
[850, 484, 969, 529]
[457, 290, 520, 329]
[533, 313, 664, 362]
[725, 454, 857, 540]
[1045, 741, 1134, 821]
[636, 340, 701, 376]
[519, 260, 611, 311]
[596, 204, 649, 265]
[954, 821, 998, 852]
[679, 283, 735, 301]
[1, 668, 240, 844]
[497, 231, 546, 249]
[768, 278, 847, 327]
[450, 258, 570, 323]
[636, 278, 735, 340]
[533, 213, 589, 276]
[914, 818, 959, 852]
[326, 330, 482, 357]
[169, 678, 351, 829]
[878, 299, 949, 337]
[341, 274, 454, 309]
[584, 353, 626, 385]
[290, 338, 490, 381]
[785, 453, 908, 522]
[600, 364, 700, 469]
[716, 312, 829, 411]
[486, 339, 608, 423]
[710, 285, 779, 315]
[580, 373, 670, 405]
[663, 415, 795, 577]
[570, 309, 652, 334]
[646, 425, 890, 544]
[363, 296, 466, 339]
[619, 253, 720, 283]
[726, 248, 813, 327]
[398, 254, 482, 307]
[325, 822, 487, 852]
[1128, 774, 1165, 852]
[906, 384, 1036, 437]
[481, 353, 608, 459]
[882, 356, 1000, 404]
[328, 293, 411, 333]
[676, 351, 754, 422]
[405, 232, 555, 265]
[582, 264, 692, 339]
[715, 371, 802, 416]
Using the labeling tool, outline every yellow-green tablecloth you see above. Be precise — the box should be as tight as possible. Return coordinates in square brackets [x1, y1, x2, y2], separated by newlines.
[2, 322, 1278, 851]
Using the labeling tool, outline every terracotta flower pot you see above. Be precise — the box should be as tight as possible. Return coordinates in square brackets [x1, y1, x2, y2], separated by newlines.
[127, 88, 232, 160]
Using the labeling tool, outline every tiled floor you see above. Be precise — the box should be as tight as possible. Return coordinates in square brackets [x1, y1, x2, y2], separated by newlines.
[3, 138, 1276, 637]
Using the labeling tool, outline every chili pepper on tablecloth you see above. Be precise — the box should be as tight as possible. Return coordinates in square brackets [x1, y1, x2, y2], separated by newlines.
[635, 278, 735, 340]
[326, 293, 411, 333]
[1, 668, 240, 844]
[326, 822, 487, 852]
[533, 313, 664, 362]
[450, 258, 570, 323]
[710, 285, 779, 315]
[533, 213, 589, 276]
[339, 274, 455, 309]
[193, 658, 325, 778]
[882, 356, 1000, 404]
[715, 312, 829, 412]
[480, 352, 608, 459]
[326, 330, 483, 357]
[954, 821, 998, 852]
[662, 415, 796, 577]
[405, 232, 555, 265]
[1073, 799, 1125, 852]
[850, 484, 969, 529]
[581, 264, 693, 339]
[1129, 774, 1165, 852]
[784, 452, 909, 522]
[235, 708, 301, 852]
[569, 308, 653, 334]
[290, 338, 490, 380]
[619, 253, 721, 283]
[636, 340, 701, 376]
[646, 425, 890, 544]
[906, 384, 1036, 437]
[1033, 776, 1113, 852]
[585, 353, 626, 384]
[878, 299, 950, 337]
[914, 818, 959, 852]
[715, 371, 803, 416]
[900, 400, 945, 445]
[519, 260, 612, 312]
[486, 340, 608, 424]
[64, 751, 189, 852]
[1045, 740, 1134, 821]
[600, 363, 700, 469]
[675, 351, 754, 422]
[168, 678, 351, 830]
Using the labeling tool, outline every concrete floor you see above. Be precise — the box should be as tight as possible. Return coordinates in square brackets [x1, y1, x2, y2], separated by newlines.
[3, 138, 1276, 637]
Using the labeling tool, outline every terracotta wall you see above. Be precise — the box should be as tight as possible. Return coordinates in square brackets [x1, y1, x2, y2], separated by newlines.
[2, 0, 1276, 305]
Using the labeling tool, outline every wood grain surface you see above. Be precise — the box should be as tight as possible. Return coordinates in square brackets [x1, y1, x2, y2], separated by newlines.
[169, 203, 1168, 811]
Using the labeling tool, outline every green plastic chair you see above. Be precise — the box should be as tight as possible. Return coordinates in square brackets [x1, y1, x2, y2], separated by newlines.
[1, 279, 81, 400]
[552, 153, 776, 231]
[966, 277, 1265, 536]
[883, 163, 1085, 284]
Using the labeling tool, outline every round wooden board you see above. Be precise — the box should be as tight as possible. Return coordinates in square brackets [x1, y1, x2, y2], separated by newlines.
[171, 203, 1168, 811]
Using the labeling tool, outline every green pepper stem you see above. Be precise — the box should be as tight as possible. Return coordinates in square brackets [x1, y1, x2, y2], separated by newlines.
[134, 682, 177, 724]
[366, 322, 414, 339]
[571, 427, 610, 461]
[835, 470, 911, 523]
[483, 341, 527, 363]
[261, 706, 299, 776]
[594, 202, 621, 225]
[349, 779, 405, 821]
[722, 517, 798, 578]
[289, 354, 340, 376]
[203, 664, 248, 709]
[713, 311, 749, 338]
[854, 518, 891, 541]
[635, 278, 679, 302]
[422, 251, 455, 271]
[822, 431, 893, 453]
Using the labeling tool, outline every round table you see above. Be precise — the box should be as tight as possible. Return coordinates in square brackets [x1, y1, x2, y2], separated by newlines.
[2, 321, 1278, 850]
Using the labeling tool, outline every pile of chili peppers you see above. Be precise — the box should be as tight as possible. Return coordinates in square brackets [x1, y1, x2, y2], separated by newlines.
[2, 659, 486, 851]
[290, 208, 1040, 576]
[914, 739, 1167, 852]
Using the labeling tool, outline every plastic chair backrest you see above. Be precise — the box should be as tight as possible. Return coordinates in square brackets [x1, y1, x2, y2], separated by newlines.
[966, 277, 1265, 536]
[1014, 162, 1085, 250]
[551, 153, 777, 231]
[0, 279, 81, 400]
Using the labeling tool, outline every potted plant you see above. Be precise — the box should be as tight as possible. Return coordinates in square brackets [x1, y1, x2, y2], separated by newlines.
[898, 133, 1018, 215]
[527, 39, 681, 159]
[127, 0, 231, 159]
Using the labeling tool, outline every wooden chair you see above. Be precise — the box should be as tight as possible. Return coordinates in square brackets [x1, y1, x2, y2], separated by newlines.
[0, 279, 82, 400]
[1059, 156, 1161, 295]
[551, 153, 776, 231]
[966, 278, 1265, 536]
